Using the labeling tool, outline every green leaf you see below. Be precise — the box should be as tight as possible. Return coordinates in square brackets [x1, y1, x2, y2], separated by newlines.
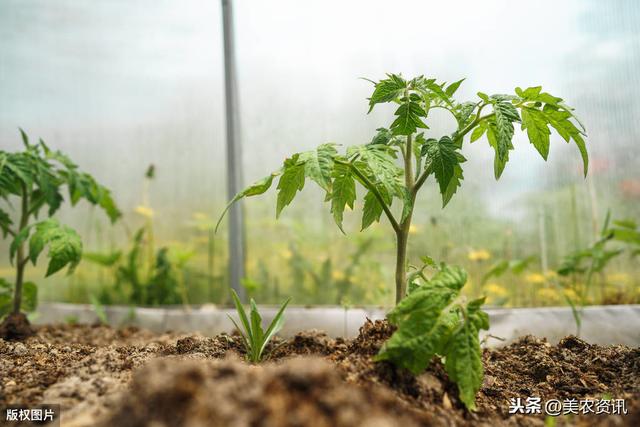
[0, 208, 13, 238]
[215, 172, 279, 232]
[249, 298, 264, 354]
[481, 260, 510, 285]
[445, 297, 489, 411]
[485, 121, 510, 179]
[441, 163, 464, 207]
[22, 281, 38, 312]
[19, 128, 30, 148]
[230, 288, 252, 340]
[422, 136, 465, 205]
[455, 102, 476, 129]
[521, 107, 551, 159]
[492, 99, 520, 164]
[542, 105, 588, 175]
[352, 145, 402, 197]
[27, 219, 83, 276]
[260, 296, 291, 358]
[276, 155, 306, 217]
[361, 191, 383, 231]
[9, 225, 33, 264]
[391, 100, 428, 136]
[0, 278, 13, 318]
[368, 74, 406, 112]
[83, 250, 122, 267]
[300, 143, 337, 192]
[330, 163, 356, 232]
[445, 78, 465, 97]
[470, 121, 487, 143]
[376, 266, 468, 373]
[369, 128, 393, 146]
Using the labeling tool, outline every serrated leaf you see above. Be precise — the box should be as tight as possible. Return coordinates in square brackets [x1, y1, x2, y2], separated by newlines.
[485, 121, 510, 179]
[276, 155, 306, 217]
[0, 208, 13, 238]
[330, 163, 356, 232]
[422, 136, 464, 200]
[455, 102, 476, 128]
[368, 74, 406, 112]
[353, 145, 402, 198]
[300, 143, 337, 192]
[361, 191, 383, 231]
[442, 164, 464, 207]
[369, 128, 393, 146]
[26, 219, 83, 276]
[444, 297, 489, 411]
[375, 266, 468, 373]
[543, 106, 588, 175]
[521, 107, 551, 159]
[445, 78, 465, 97]
[492, 99, 520, 163]
[391, 100, 428, 136]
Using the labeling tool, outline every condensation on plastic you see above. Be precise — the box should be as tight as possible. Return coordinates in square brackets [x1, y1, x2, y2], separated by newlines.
[33, 303, 640, 347]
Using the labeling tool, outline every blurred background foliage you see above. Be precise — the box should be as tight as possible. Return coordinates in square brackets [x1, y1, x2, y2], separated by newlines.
[0, 0, 638, 307]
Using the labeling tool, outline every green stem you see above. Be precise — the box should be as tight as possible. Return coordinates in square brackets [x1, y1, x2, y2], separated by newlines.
[12, 183, 30, 315]
[395, 132, 416, 304]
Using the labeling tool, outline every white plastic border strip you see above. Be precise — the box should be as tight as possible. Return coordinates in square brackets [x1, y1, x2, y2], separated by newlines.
[32, 303, 640, 347]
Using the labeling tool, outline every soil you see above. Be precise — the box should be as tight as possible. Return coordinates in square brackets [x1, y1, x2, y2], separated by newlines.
[0, 320, 637, 426]
[0, 313, 34, 341]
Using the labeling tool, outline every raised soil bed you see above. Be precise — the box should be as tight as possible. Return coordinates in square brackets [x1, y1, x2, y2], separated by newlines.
[0, 320, 638, 426]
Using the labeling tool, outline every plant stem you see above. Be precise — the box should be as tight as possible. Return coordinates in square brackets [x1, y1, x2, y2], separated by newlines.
[12, 183, 30, 315]
[395, 133, 416, 304]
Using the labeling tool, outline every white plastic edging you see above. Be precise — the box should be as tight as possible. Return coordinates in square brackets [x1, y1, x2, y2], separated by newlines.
[32, 303, 640, 347]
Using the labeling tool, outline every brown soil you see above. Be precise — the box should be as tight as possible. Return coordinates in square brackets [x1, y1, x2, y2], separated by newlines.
[0, 320, 637, 426]
[0, 313, 34, 341]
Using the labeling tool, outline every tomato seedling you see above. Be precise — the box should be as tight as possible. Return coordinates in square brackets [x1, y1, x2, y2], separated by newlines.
[218, 74, 588, 305]
[0, 130, 120, 338]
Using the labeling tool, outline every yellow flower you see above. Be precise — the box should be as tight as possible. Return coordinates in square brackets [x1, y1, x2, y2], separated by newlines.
[537, 288, 560, 302]
[332, 270, 345, 281]
[485, 283, 508, 297]
[280, 249, 292, 260]
[134, 205, 154, 218]
[606, 273, 630, 284]
[563, 288, 579, 301]
[544, 270, 558, 279]
[408, 224, 420, 235]
[468, 249, 491, 261]
[525, 273, 546, 284]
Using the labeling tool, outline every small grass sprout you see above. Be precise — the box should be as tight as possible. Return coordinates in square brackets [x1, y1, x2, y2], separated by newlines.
[228, 289, 291, 363]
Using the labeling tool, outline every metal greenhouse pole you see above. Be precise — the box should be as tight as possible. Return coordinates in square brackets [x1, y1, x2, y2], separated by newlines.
[221, 0, 246, 301]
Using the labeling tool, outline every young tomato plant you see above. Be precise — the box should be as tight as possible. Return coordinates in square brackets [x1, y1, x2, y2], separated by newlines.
[376, 258, 489, 410]
[218, 73, 588, 304]
[228, 289, 290, 363]
[555, 211, 629, 335]
[0, 130, 120, 338]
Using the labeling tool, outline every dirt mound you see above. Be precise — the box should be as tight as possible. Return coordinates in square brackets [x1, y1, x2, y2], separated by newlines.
[478, 335, 640, 418]
[101, 357, 442, 427]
